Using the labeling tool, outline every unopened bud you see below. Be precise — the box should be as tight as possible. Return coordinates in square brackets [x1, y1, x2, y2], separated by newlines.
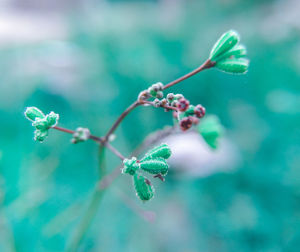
[179, 116, 193, 131]
[133, 174, 154, 201]
[71, 127, 91, 144]
[194, 104, 206, 118]
[24, 107, 45, 121]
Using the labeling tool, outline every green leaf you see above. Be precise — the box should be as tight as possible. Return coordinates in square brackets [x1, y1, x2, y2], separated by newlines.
[133, 174, 154, 201]
[141, 143, 172, 161]
[24, 107, 45, 122]
[46, 112, 59, 127]
[25, 107, 60, 142]
[32, 118, 49, 131]
[140, 157, 169, 175]
[210, 30, 240, 61]
[214, 44, 247, 62]
[34, 129, 49, 142]
[215, 58, 249, 74]
[198, 115, 224, 149]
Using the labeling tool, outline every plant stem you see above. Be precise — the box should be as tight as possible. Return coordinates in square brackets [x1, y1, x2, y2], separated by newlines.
[66, 139, 107, 252]
[103, 59, 214, 142]
[163, 59, 215, 90]
[104, 101, 140, 141]
[104, 142, 125, 160]
[98, 145, 106, 176]
[52, 126, 103, 143]
[143, 101, 178, 111]
[53, 58, 213, 251]
[66, 188, 104, 252]
[66, 125, 177, 250]
[52, 126, 124, 161]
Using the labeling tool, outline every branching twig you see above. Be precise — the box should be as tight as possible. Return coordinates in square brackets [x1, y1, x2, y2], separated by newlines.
[53, 126, 125, 161]
[103, 59, 214, 142]
[104, 101, 140, 141]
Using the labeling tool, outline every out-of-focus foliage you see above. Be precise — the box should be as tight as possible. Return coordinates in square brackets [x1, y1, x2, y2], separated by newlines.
[0, 0, 300, 251]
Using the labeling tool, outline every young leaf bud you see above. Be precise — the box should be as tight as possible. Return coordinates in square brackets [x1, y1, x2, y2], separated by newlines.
[156, 91, 164, 99]
[71, 127, 91, 144]
[133, 174, 154, 201]
[215, 58, 249, 74]
[34, 129, 48, 142]
[140, 158, 169, 175]
[141, 143, 172, 161]
[156, 82, 164, 90]
[138, 90, 150, 101]
[46, 112, 59, 127]
[153, 99, 161, 107]
[152, 84, 160, 92]
[167, 93, 175, 101]
[171, 100, 179, 107]
[122, 157, 139, 175]
[160, 98, 167, 106]
[216, 44, 247, 61]
[184, 105, 195, 116]
[148, 87, 157, 97]
[174, 94, 184, 100]
[24, 107, 45, 122]
[209, 30, 240, 61]
[32, 118, 49, 131]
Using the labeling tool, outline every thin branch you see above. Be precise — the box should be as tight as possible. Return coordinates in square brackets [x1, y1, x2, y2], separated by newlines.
[163, 59, 215, 90]
[53, 126, 103, 143]
[104, 142, 125, 160]
[142, 101, 178, 111]
[52, 126, 75, 135]
[99, 126, 177, 190]
[104, 101, 140, 141]
[103, 59, 213, 143]
[66, 188, 104, 252]
[52, 126, 124, 161]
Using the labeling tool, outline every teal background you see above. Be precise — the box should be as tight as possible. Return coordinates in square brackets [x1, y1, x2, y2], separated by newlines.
[0, 0, 300, 251]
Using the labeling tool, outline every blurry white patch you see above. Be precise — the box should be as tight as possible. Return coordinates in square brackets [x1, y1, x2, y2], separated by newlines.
[163, 131, 240, 178]
[260, 0, 300, 42]
[0, 10, 66, 45]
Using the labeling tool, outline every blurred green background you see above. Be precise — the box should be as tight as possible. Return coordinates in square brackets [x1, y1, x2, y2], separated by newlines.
[1, 0, 300, 251]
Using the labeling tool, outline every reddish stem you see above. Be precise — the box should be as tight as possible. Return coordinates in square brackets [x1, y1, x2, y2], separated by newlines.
[163, 59, 215, 90]
[52, 126, 124, 160]
[104, 101, 140, 141]
[103, 59, 214, 142]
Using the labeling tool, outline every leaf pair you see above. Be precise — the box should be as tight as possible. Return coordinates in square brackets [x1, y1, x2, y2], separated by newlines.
[24, 107, 59, 142]
[122, 143, 172, 201]
[210, 30, 249, 74]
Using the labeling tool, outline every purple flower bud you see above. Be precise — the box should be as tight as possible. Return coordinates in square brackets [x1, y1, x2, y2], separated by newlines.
[179, 116, 193, 131]
[194, 104, 206, 118]
[177, 98, 190, 112]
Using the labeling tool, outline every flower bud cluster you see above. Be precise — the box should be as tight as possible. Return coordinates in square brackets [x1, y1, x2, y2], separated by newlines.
[138, 82, 164, 101]
[24, 107, 59, 142]
[71, 127, 91, 144]
[167, 94, 206, 131]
